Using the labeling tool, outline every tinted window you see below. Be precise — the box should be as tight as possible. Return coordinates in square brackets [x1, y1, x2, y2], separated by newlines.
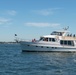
[49, 38, 52, 41]
[60, 40, 63, 45]
[68, 41, 71, 45]
[49, 38, 56, 42]
[52, 38, 55, 42]
[60, 40, 74, 46]
[43, 38, 48, 41]
[64, 41, 67, 45]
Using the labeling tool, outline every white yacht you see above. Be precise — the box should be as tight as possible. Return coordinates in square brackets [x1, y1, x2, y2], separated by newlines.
[19, 27, 76, 52]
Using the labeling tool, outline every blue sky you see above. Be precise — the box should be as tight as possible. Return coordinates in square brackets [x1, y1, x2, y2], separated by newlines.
[0, 0, 76, 41]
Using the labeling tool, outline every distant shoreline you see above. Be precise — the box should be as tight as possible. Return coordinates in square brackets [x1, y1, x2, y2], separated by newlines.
[0, 42, 19, 44]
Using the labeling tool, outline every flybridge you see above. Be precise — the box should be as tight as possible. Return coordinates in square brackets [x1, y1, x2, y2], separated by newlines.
[51, 31, 64, 36]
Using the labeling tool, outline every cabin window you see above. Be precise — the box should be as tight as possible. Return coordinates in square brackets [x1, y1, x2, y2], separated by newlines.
[40, 37, 56, 42]
[49, 38, 52, 41]
[49, 38, 56, 42]
[52, 38, 55, 42]
[60, 40, 74, 46]
[68, 41, 71, 45]
[43, 38, 48, 41]
[60, 40, 63, 45]
[64, 41, 67, 45]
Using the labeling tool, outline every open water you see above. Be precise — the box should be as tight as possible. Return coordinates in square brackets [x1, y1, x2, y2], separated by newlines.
[0, 43, 76, 75]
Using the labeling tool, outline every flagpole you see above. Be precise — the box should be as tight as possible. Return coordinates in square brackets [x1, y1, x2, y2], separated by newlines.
[14, 34, 19, 43]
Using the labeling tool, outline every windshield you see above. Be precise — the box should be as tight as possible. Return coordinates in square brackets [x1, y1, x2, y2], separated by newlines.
[51, 31, 63, 36]
[39, 37, 48, 41]
[39, 37, 44, 41]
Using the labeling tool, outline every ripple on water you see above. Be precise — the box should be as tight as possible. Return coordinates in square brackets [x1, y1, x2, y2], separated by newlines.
[0, 44, 76, 75]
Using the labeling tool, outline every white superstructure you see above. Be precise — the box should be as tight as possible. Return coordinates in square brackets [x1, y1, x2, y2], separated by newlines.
[19, 27, 76, 52]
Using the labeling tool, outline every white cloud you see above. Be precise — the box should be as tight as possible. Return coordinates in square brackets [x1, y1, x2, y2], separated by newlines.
[34, 9, 53, 16]
[32, 8, 60, 16]
[7, 10, 17, 16]
[0, 17, 11, 25]
[25, 22, 60, 27]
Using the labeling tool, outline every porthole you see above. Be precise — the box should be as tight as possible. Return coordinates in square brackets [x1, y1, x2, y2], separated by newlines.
[55, 47, 57, 49]
[47, 47, 49, 48]
[52, 47, 54, 48]
[41, 46, 43, 48]
[36, 46, 38, 47]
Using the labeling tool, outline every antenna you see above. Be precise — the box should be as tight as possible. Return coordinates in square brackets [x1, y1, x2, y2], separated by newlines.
[63, 26, 69, 30]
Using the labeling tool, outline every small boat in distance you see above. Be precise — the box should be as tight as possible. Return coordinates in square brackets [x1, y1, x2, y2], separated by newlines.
[19, 27, 76, 52]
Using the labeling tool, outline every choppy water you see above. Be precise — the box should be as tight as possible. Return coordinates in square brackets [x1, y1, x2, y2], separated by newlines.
[0, 43, 76, 75]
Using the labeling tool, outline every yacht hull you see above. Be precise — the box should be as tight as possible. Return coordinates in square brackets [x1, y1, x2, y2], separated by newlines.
[20, 41, 76, 52]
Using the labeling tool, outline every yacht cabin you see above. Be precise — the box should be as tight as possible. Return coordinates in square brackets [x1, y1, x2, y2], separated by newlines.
[39, 30, 76, 46]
